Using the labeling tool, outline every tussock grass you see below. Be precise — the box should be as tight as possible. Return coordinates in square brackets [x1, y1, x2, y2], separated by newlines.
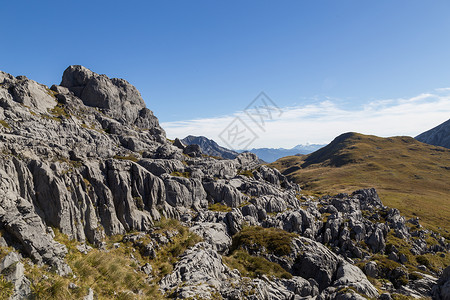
[26, 229, 163, 300]
[223, 226, 296, 279]
[170, 171, 191, 178]
[237, 169, 254, 178]
[149, 218, 202, 279]
[0, 275, 14, 299]
[48, 104, 71, 119]
[208, 203, 232, 212]
[223, 250, 292, 279]
[24, 220, 200, 300]
[368, 230, 450, 283]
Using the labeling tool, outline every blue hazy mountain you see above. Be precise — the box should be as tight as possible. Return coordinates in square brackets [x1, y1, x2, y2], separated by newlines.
[181, 135, 324, 162]
[239, 144, 325, 163]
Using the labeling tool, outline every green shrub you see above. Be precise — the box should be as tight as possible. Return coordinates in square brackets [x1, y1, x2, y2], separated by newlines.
[0, 275, 14, 299]
[208, 203, 232, 212]
[416, 255, 432, 269]
[48, 104, 71, 119]
[231, 226, 297, 256]
[223, 249, 292, 279]
[238, 169, 254, 178]
[170, 171, 191, 178]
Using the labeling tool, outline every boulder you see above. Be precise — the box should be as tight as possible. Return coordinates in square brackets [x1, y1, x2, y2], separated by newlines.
[0, 252, 31, 300]
[160, 242, 239, 298]
[190, 222, 231, 254]
[432, 266, 450, 300]
[364, 261, 378, 278]
[183, 144, 202, 157]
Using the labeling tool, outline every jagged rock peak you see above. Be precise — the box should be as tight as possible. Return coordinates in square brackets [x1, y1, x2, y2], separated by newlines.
[60, 65, 160, 129]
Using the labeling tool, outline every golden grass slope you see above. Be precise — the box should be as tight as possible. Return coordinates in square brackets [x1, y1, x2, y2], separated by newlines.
[269, 132, 450, 232]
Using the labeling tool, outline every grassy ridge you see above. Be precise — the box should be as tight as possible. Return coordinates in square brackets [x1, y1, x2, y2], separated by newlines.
[270, 132, 450, 232]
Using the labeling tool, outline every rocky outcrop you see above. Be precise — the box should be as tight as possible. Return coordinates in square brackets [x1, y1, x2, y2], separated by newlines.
[160, 242, 321, 300]
[433, 266, 450, 300]
[60, 65, 161, 131]
[160, 242, 240, 298]
[190, 222, 231, 254]
[0, 252, 31, 300]
[0, 159, 71, 276]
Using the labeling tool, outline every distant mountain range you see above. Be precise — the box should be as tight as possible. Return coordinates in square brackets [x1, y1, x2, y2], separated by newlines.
[241, 144, 325, 162]
[181, 135, 325, 162]
[415, 118, 450, 149]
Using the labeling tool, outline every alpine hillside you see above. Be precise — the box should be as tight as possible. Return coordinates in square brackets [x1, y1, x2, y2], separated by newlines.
[270, 132, 450, 232]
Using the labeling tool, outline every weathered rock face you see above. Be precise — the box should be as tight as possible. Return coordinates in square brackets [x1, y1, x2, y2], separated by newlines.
[433, 266, 450, 300]
[60, 65, 162, 131]
[190, 222, 231, 254]
[0, 252, 31, 300]
[1, 75, 57, 113]
[0, 158, 71, 276]
[0, 66, 447, 300]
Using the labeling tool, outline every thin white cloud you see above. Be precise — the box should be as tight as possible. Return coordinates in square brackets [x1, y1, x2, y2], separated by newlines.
[435, 87, 450, 92]
[161, 89, 450, 149]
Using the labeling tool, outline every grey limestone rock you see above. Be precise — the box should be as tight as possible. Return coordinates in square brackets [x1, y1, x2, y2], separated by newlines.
[0, 252, 31, 300]
[141, 263, 153, 275]
[2, 75, 57, 113]
[163, 175, 207, 209]
[433, 266, 450, 300]
[190, 222, 231, 254]
[83, 288, 94, 300]
[60, 65, 163, 133]
[290, 237, 378, 298]
[181, 135, 239, 159]
[364, 261, 378, 278]
[334, 262, 379, 298]
[173, 138, 186, 150]
[203, 180, 247, 208]
[183, 144, 202, 157]
[160, 242, 239, 298]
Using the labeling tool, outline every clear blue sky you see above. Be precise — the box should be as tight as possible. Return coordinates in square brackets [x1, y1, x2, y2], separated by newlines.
[1, 1, 450, 144]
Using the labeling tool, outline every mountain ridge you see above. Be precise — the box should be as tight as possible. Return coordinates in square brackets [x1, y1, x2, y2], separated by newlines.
[415, 118, 450, 149]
